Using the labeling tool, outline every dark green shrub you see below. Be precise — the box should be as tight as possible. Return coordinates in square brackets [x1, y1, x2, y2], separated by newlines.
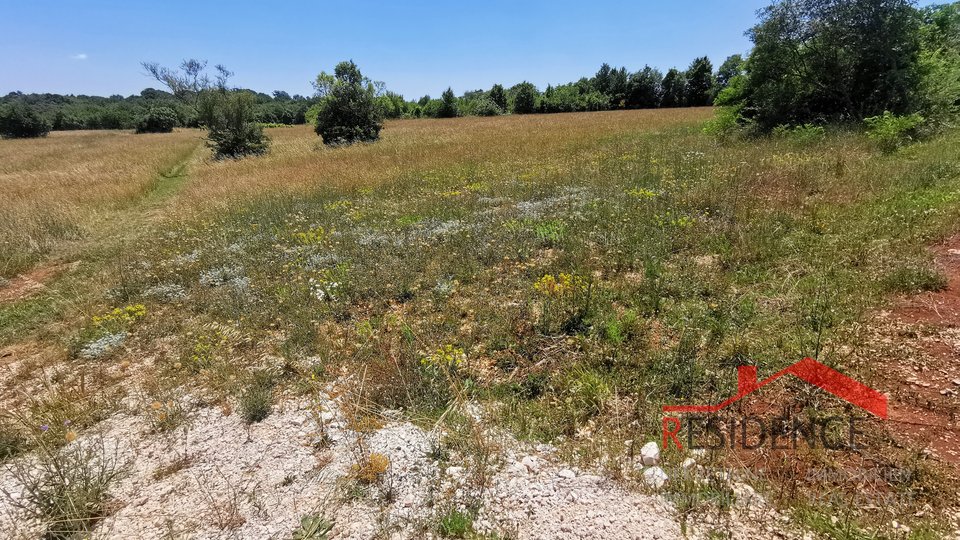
[0, 103, 51, 139]
[512, 81, 538, 114]
[741, 0, 923, 131]
[421, 99, 443, 118]
[437, 87, 459, 118]
[771, 123, 826, 145]
[881, 264, 946, 293]
[313, 60, 384, 145]
[204, 92, 270, 159]
[134, 106, 177, 134]
[489, 84, 507, 111]
[703, 107, 743, 138]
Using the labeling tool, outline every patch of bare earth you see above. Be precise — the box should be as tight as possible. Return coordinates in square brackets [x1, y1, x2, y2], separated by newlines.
[867, 235, 960, 465]
[0, 263, 73, 304]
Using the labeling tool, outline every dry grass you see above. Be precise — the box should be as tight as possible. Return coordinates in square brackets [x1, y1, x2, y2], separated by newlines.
[0, 129, 199, 277]
[3, 109, 959, 536]
[173, 108, 714, 214]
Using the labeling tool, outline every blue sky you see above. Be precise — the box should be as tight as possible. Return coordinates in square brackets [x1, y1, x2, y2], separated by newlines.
[0, 0, 924, 99]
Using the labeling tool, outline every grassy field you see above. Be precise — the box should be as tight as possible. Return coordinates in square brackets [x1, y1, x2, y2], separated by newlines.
[0, 130, 199, 278]
[2, 108, 960, 537]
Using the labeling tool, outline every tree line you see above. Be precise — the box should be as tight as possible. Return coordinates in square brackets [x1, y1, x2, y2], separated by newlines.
[376, 55, 732, 119]
[0, 87, 315, 132]
[2, 0, 957, 159]
[0, 53, 731, 139]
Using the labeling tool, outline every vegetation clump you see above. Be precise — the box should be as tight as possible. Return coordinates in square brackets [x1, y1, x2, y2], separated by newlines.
[5, 439, 124, 539]
[143, 59, 270, 158]
[313, 60, 384, 145]
[864, 111, 926, 153]
[0, 103, 50, 138]
[134, 106, 177, 134]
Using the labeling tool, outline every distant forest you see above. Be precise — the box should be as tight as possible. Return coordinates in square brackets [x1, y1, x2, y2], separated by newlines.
[0, 55, 729, 131]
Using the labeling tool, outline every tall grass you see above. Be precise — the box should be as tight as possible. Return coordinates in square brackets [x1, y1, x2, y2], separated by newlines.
[0, 129, 199, 277]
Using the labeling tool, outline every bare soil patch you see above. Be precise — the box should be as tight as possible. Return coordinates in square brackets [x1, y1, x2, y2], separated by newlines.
[872, 235, 960, 466]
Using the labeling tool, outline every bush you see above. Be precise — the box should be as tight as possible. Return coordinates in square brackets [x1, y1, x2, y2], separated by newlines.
[134, 106, 177, 134]
[0, 103, 51, 139]
[421, 99, 443, 118]
[313, 61, 384, 145]
[204, 92, 270, 159]
[143, 59, 270, 159]
[772, 123, 826, 145]
[239, 371, 275, 423]
[703, 106, 742, 138]
[741, 0, 923, 131]
[881, 264, 947, 293]
[473, 97, 503, 117]
[489, 84, 507, 111]
[437, 87, 459, 118]
[864, 111, 925, 153]
[512, 82, 538, 114]
[5, 439, 124, 539]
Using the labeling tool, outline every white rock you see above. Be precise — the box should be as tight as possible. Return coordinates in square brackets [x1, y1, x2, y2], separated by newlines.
[521, 455, 540, 473]
[505, 462, 527, 476]
[681, 458, 696, 469]
[557, 468, 576, 479]
[643, 466, 669, 489]
[640, 441, 660, 466]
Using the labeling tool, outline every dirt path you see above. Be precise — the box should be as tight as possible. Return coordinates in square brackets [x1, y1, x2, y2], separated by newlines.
[870, 235, 960, 465]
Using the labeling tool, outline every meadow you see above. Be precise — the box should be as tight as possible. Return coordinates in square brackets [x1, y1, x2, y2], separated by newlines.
[2, 109, 960, 538]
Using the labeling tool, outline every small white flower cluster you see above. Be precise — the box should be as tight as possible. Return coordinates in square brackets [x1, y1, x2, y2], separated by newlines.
[199, 266, 243, 287]
[144, 283, 187, 302]
[79, 331, 127, 359]
[310, 278, 340, 301]
[173, 250, 201, 264]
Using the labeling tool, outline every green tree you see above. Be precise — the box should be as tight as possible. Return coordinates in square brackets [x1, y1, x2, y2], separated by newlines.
[512, 82, 539, 114]
[660, 69, 687, 108]
[473, 97, 503, 116]
[143, 59, 269, 158]
[626, 66, 663, 108]
[715, 54, 745, 90]
[742, 0, 923, 130]
[437, 87, 459, 118]
[0, 103, 50, 138]
[377, 91, 408, 119]
[917, 2, 960, 127]
[685, 56, 715, 106]
[312, 60, 384, 145]
[135, 106, 177, 133]
[489, 84, 507, 111]
[204, 91, 269, 158]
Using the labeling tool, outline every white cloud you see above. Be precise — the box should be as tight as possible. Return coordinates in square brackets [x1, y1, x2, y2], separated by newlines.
[70, 53, 88, 60]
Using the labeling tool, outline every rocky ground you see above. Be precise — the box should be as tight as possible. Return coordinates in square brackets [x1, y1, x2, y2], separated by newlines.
[0, 381, 802, 540]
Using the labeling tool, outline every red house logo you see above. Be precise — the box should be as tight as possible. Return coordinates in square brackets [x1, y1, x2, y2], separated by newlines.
[663, 357, 888, 419]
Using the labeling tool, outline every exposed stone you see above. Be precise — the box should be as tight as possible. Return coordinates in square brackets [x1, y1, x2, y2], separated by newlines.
[640, 441, 660, 466]
[643, 466, 669, 489]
